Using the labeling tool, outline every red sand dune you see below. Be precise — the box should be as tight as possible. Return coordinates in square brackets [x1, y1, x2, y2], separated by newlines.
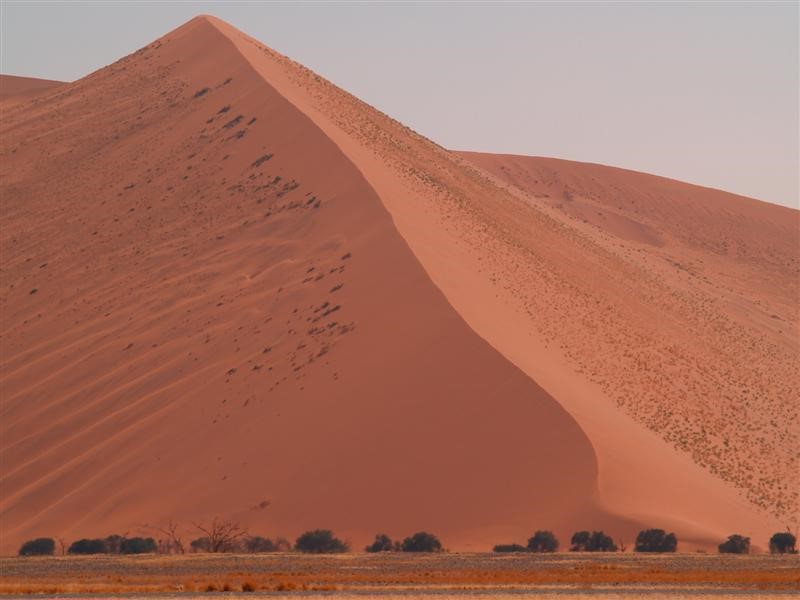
[0, 16, 796, 554]
[0, 75, 65, 103]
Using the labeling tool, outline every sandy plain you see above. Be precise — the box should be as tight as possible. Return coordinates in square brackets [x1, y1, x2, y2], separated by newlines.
[0, 552, 798, 597]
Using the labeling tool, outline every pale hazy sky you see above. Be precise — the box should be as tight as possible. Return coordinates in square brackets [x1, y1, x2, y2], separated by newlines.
[1, 1, 798, 207]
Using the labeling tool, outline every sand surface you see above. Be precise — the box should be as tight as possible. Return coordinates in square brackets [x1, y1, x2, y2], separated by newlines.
[0, 16, 796, 554]
[0, 75, 65, 104]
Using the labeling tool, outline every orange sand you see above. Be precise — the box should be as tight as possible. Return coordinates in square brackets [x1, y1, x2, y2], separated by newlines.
[0, 16, 796, 554]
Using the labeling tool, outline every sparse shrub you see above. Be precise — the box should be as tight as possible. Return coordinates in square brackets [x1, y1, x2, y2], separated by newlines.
[365, 534, 394, 553]
[493, 543, 527, 553]
[634, 529, 677, 553]
[190, 536, 211, 553]
[104, 534, 124, 554]
[120, 537, 157, 554]
[570, 531, 590, 552]
[769, 532, 797, 554]
[193, 87, 210, 98]
[18, 538, 55, 556]
[192, 517, 247, 552]
[68, 538, 108, 554]
[241, 581, 257, 592]
[718, 534, 750, 554]
[570, 530, 617, 552]
[154, 519, 184, 554]
[245, 536, 280, 553]
[401, 531, 442, 553]
[527, 531, 559, 553]
[295, 529, 348, 554]
[273, 537, 291, 551]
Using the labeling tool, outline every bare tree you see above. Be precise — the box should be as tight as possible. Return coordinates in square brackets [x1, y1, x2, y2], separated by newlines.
[153, 519, 185, 554]
[192, 517, 247, 553]
[617, 538, 627, 553]
[56, 538, 66, 556]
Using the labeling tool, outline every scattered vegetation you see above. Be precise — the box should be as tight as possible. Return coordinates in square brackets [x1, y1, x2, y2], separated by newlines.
[527, 531, 559, 553]
[365, 534, 395, 553]
[570, 530, 617, 552]
[25, 524, 793, 558]
[295, 530, 348, 554]
[492, 543, 527, 553]
[718, 534, 750, 554]
[18, 538, 55, 556]
[120, 537, 157, 554]
[153, 519, 184, 554]
[245, 536, 291, 553]
[401, 532, 442, 553]
[193, 87, 210, 98]
[769, 532, 797, 554]
[68, 538, 108, 555]
[191, 518, 247, 553]
[634, 529, 677, 553]
[190, 537, 211, 553]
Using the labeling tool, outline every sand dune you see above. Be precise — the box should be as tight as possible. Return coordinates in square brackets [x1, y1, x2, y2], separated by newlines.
[0, 75, 64, 103]
[0, 16, 795, 554]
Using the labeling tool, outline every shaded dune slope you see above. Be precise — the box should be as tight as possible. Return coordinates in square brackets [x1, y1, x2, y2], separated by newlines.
[1, 18, 614, 553]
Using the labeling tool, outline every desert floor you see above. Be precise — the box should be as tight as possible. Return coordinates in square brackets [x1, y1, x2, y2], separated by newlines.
[0, 552, 797, 597]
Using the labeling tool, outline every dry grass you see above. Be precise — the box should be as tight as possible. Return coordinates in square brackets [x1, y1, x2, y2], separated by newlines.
[0, 553, 797, 595]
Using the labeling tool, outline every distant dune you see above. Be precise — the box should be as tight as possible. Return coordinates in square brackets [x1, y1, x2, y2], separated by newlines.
[0, 74, 64, 103]
[0, 16, 796, 555]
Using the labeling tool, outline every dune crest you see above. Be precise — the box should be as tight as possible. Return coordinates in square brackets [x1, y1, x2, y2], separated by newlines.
[0, 15, 795, 554]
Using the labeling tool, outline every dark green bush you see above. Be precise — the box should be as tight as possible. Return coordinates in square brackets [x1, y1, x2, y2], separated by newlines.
[190, 536, 211, 553]
[527, 530, 559, 553]
[570, 530, 617, 552]
[294, 529, 348, 554]
[18, 538, 55, 556]
[634, 529, 677, 553]
[68, 538, 108, 554]
[769, 532, 797, 554]
[365, 534, 394, 553]
[245, 536, 284, 553]
[400, 532, 442, 553]
[120, 537, 157, 554]
[104, 534, 124, 554]
[718, 534, 750, 554]
[492, 543, 527, 553]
